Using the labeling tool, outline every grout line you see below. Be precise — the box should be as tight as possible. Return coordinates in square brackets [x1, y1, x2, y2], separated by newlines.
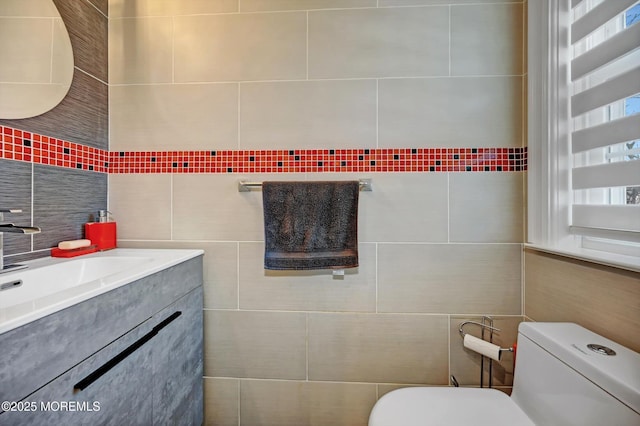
[306, 313, 309, 381]
[169, 174, 174, 239]
[306, 11, 309, 80]
[107, 3, 523, 18]
[521, 243, 526, 316]
[108, 74, 525, 87]
[237, 82, 241, 150]
[171, 17, 175, 84]
[202, 308, 523, 317]
[205, 375, 457, 387]
[30, 163, 35, 252]
[118, 239, 524, 246]
[237, 378, 241, 426]
[447, 314, 451, 386]
[85, 0, 107, 19]
[448, 6, 452, 77]
[446, 173, 451, 243]
[375, 242, 379, 314]
[376, 79, 379, 148]
[237, 242, 241, 310]
[74, 66, 109, 86]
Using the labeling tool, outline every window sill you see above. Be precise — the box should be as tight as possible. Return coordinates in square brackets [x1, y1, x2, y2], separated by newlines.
[524, 243, 640, 273]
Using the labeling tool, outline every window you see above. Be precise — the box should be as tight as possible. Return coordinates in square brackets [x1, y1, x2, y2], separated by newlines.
[527, 0, 640, 269]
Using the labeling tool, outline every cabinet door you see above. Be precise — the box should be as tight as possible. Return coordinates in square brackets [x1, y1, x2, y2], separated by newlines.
[152, 286, 204, 426]
[0, 286, 204, 426]
[0, 320, 156, 426]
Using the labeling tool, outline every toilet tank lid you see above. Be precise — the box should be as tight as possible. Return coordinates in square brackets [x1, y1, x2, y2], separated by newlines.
[518, 322, 640, 414]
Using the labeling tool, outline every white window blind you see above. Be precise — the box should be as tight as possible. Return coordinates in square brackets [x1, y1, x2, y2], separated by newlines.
[570, 0, 640, 246]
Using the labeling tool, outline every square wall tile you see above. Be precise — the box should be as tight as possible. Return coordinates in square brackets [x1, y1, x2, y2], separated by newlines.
[449, 173, 524, 243]
[449, 315, 522, 387]
[110, 83, 238, 151]
[377, 244, 522, 314]
[524, 249, 640, 353]
[239, 80, 377, 150]
[240, 380, 377, 426]
[308, 313, 449, 384]
[118, 240, 238, 310]
[356, 173, 448, 243]
[172, 174, 303, 242]
[34, 165, 107, 250]
[108, 174, 171, 240]
[109, 83, 238, 151]
[451, 3, 524, 76]
[238, 242, 376, 312]
[109, 17, 173, 84]
[204, 378, 239, 426]
[109, 0, 238, 17]
[204, 310, 307, 379]
[379, 77, 523, 148]
[308, 7, 449, 79]
[174, 13, 306, 82]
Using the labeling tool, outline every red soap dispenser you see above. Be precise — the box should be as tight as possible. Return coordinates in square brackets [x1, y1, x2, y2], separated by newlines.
[85, 210, 117, 250]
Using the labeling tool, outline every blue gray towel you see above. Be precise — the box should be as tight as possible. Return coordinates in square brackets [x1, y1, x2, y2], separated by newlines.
[262, 181, 359, 270]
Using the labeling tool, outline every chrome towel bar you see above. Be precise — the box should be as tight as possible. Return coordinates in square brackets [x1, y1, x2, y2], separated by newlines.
[238, 178, 372, 192]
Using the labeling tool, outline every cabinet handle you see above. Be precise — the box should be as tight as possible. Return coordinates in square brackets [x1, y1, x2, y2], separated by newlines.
[73, 311, 182, 391]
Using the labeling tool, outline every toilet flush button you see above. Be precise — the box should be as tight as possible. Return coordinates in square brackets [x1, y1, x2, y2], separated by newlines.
[587, 344, 616, 356]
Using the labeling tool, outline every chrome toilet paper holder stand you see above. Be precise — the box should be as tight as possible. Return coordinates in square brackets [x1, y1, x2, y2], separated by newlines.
[458, 317, 514, 388]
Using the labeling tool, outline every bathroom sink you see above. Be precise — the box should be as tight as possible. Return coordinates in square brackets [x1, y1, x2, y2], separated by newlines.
[0, 256, 152, 308]
[0, 248, 203, 334]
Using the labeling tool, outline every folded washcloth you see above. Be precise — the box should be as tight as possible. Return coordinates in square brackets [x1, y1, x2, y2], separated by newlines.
[262, 181, 359, 270]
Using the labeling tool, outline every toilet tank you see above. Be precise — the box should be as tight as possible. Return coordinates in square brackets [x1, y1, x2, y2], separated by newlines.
[511, 323, 640, 426]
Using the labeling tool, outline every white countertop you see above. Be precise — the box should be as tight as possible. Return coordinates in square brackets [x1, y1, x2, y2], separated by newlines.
[0, 248, 203, 334]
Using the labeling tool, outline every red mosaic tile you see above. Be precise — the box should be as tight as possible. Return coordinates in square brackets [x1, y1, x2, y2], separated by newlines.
[1, 125, 527, 175]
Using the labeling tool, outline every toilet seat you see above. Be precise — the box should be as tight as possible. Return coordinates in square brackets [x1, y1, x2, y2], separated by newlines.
[368, 387, 535, 426]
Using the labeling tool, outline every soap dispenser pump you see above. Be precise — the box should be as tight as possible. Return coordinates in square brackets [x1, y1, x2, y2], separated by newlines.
[85, 210, 117, 250]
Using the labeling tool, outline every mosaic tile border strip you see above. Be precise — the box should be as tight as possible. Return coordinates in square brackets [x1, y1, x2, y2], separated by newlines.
[1, 126, 108, 173]
[108, 147, 526, 173]
[2, 126, 527, 174]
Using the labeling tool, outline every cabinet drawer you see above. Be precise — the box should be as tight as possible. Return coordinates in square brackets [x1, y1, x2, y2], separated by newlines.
[0, 317, 156, 426]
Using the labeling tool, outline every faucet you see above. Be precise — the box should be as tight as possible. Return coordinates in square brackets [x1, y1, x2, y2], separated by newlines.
[0, 209, 41, 274]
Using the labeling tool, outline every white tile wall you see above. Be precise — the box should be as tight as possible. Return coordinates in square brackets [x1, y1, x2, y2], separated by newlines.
[110, 83, 239, 151]
[378, 77, 523, 147]
[109, 17, 173, 84]
[308, 7, 449, 79]
[109, 0, 527, 424]
[239, 80, 377, 149]
[173, 13, 307, 82]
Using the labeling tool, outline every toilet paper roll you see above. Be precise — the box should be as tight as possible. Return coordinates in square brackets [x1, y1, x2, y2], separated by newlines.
[463, 334, 502, 361]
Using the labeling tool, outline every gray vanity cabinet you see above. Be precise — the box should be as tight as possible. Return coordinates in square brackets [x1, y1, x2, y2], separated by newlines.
[0, 255, 204, 426]
[152, 286, 204, 426]
[1, 286, 203, 426]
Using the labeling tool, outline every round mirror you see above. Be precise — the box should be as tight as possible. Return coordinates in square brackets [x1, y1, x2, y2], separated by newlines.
[0, 0, 74, 119]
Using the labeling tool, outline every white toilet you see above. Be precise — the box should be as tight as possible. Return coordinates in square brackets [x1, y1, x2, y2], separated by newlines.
[368, 322, 640, 426]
